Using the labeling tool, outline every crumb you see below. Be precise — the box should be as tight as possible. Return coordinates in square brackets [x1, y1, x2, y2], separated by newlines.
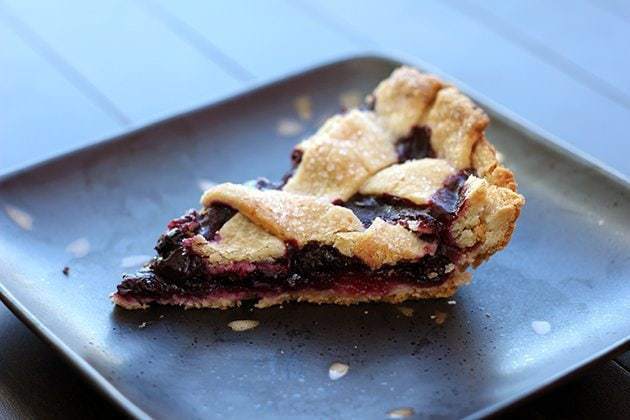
[159, 314, 164, 319]
[485, 313, 491, 318]
[597, 219, 605, 226]
[339, 90, 362, 110]
[65, 238, 91, 258]
[447, 300, 456, 305]
[387, 407, 415, 418]
[138, 322, 148, 329]
[228, 320, 260, 331]
[406, 220, 420, 231]
[397, 306, 414, 317]
[531, 320, 551, 335]
[432, 311, 447, 325]
[328, 362, 349, 380]
[277, 118, 303, 137]
[62, 266, 70, 276]
[4, 205, 33, 230]
[293, 95, 312, 120]
[364, 310, 369, 315]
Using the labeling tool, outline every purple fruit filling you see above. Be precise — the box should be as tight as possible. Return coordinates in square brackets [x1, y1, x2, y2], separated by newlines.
[395, 125, 434, 162]
[117, 171, 470, 302]
[281, 149, 304, 186]
[341, 195, 435, 229]
[117, 126, 471, 303]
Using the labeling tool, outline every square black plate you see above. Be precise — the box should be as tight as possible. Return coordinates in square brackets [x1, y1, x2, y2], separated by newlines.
[1, 56, 629, 419]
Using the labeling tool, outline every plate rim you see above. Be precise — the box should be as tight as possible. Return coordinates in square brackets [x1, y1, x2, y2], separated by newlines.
[0, 285, 150, 419]
[1, 53, 629, 419]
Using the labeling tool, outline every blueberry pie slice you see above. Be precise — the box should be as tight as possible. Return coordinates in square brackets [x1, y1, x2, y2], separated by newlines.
[112, 66, 524, 309]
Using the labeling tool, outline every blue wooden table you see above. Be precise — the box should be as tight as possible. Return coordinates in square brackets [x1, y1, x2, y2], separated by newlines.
[1, 1, 629, 417]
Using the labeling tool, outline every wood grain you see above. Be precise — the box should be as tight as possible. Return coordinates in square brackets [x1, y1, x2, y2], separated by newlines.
[145, 0, 360, 80]
[2, 0, 242, 124]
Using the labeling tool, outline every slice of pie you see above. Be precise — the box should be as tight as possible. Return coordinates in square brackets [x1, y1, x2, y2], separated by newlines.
[112, 66, 524, 310]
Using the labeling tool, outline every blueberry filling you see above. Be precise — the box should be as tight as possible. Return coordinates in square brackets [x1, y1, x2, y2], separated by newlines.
[341, 195, 435, 229]
[156, 205, 235, 257]
[118, 243, 456, 300]
[396, 125, 434, 162]
[253, 177, 283, 191]
[280, 149, 303, 186]
[117, 171, 470, 302]
[431, 170, 472, 216]
[117, 125, 470, 303]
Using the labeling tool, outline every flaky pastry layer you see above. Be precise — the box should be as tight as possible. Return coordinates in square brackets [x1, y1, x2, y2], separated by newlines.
[113, 65, 524, 310]
[192, 66, 523, 271]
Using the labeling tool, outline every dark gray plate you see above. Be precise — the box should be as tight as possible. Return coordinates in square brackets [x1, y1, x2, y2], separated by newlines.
[1, 56, 629, 419]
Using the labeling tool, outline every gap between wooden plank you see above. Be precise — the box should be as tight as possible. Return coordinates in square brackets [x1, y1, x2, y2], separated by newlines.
[468, 0, 630, 98]
[0, 20, 122, 173]
[134, 0, 254, 82]
[0, 2, 130, 126]
[144, 0, 360, 81]
[446, 0, 630, 111]
[293, 0, 377, 48]
[292, 0, 376, 49]
[302, 0, 630, 116]
[2, 1, 244, 124]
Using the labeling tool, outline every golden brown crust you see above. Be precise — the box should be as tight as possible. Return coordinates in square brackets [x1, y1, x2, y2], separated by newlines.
[114, 65, 525, 310]
[194, 65, 523, 277]
[200, 184, 436, 269]
[451, 177, 524, 266]
[374, 66, 443, 138]
[284, 110, 397, 201]
[373, 66, 513, 190]
[471, 137, 517, 191]
[334, 218, 434, 269]
[201, 183, 364, 246]
[188, 214, 286, 265]
[359, 158, 456, 205]
[424, 86, 489, 170]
